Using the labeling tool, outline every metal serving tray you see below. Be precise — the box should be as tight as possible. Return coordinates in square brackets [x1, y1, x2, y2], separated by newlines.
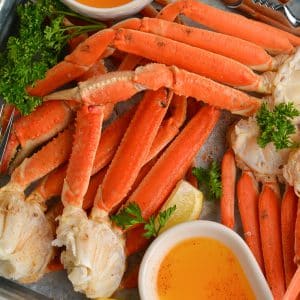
[0, 0, 241, 299]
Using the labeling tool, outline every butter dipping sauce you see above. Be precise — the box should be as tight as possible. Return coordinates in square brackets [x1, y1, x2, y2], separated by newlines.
[139, 221, 272, 300]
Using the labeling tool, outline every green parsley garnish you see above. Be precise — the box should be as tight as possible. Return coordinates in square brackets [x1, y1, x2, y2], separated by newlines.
[0, 0, 106, 114]
[256, 102, 300, 150]
[111, 203, 176, 238]
[192, 161, 222, 201]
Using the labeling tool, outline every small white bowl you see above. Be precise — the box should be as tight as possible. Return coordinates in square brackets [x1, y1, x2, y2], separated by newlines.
[61, 0, 154, 20]
[139, 220, 272, 300]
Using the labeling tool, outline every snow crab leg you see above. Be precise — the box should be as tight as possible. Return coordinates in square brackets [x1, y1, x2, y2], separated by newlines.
[281, 186, 298, 287]
[44, 63, 261, 116]
[95, 89, 172, 212]
[157, 0, 297, 53]
[27, 0, 297, 98]
[54, 103, 124, 298]
[113, 17, 286, 72]
[259, 182, 285, 299]
[1, 101, 73, 174]
[283, 185, 300, 299]
[237, 170, 264, 271]
[146, 94, 187, 162]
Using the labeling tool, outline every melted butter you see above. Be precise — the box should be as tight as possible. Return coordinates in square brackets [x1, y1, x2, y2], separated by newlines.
[76, 0, 132, 8]
[157, 237, 255, 300]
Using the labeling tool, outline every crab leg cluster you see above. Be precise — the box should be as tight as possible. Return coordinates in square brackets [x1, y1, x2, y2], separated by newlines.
[0, 128, 73, 283]
[44, 63, 261, 116]
[226, 115, 300, 299]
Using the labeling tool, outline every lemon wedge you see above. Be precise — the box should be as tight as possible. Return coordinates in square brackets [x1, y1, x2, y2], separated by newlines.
[158, 180, 203, 234]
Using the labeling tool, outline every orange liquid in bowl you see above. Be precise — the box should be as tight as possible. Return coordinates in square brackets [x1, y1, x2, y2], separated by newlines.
[157, 237, 255, 300]
[76, 0, 132, 8]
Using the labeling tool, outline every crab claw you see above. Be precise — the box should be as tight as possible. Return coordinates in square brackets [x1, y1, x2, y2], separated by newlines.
[0, 183, 54, 283]
[53, 206, 125, 299]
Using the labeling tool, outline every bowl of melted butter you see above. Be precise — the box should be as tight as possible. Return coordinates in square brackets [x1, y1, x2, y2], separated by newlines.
[61, 0, 153, 20]
[139, 220, 272, 300]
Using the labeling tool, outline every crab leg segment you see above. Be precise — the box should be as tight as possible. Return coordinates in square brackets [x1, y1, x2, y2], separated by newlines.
[158, 0, 295, 54]
[128, 105, 220, 219]
[11, 128, 73, 190]
[96, 89, 171, 212]
[146, 95, 186, 162]
[26, 165, 67, 205]
[62, 106, 104, 208]
[115, 17, 280, 72]
[283, 268, 300, 300]
[118, 54, 142, 71]
[283, 199, 300, 300]
[296, 200, 300, 271]
[259, 183, 285, 299]
[27, 29, 115, 96]
[82, 169, 107, 211]
[26, 166, 107, 213]
[237, 171, 264, 271]
[92, 108, 135, 174]
[45, 64, 261, 116]
[114, 28, 267, 91]
[1, 101, 73, 174]
[78, 59, 107, 81]
[55, 107, 125, 298]
[220, 149, 236, 229]
[281, 186, 298, 286]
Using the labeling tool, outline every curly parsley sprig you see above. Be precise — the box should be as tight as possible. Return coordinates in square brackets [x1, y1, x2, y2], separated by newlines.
[0, 0, 106, 114]
[111, 203, 176, 238]
[256, 103, 300, 150]
[192, 161, 222, 201]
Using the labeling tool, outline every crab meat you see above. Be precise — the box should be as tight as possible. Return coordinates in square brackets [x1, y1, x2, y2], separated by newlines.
[54, 206, 125, 298]
[283, 149, 300, 197]
[230, 117, 290, 182]
[0, 183, 53, 283]
[274, 47, 300, 125]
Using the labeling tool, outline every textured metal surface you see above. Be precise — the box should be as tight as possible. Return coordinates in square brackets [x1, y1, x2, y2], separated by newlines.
[0, 0, 241, 299]
[250, 0, 300, 26]
[223, 0, 300, 34]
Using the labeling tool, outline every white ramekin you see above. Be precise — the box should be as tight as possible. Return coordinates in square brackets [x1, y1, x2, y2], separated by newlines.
[139, 220, 272, 300]
[61, 0, 154, 20]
